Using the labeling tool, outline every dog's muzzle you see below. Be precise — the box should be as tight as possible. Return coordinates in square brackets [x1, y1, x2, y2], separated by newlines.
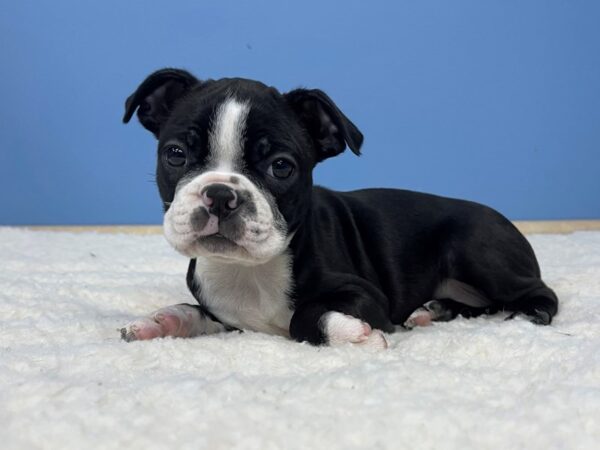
[163, 171, 288, 264]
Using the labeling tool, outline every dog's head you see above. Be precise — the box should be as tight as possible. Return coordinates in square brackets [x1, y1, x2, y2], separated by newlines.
[123, 68, 363, 265]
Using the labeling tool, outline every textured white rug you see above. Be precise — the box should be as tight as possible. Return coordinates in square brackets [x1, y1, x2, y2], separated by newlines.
[1, 228, 599, 449]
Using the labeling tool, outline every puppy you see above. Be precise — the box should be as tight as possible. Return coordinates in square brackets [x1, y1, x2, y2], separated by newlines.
[120, 68, 558, 349]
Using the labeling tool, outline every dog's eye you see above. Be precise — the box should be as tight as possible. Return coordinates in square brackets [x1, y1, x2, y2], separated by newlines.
[164, 146, 186, 167]
[269, 159, 294, 179]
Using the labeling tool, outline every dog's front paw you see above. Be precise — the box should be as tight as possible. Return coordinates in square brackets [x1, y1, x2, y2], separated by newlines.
[120, 317, 163, 342]
[120, 305, 201, 342]
[321, 312, 388, 350]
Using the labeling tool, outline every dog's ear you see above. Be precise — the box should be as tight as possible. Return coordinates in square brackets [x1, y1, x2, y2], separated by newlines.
[123, 68, 199, 138]
[285, 89, 363, 162]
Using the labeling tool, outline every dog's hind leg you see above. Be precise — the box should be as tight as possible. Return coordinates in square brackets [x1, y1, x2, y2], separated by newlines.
[404, 277, 500, 329]
[503, 283, 558, 325]
[403, 300, 454, 329]
[451, 265, 559, 326]
[403, 297, 498, 329]
[446, 210, 559, 325]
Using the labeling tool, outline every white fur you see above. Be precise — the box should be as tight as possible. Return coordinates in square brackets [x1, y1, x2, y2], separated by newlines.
[321, 311, 388, 349]
[208, 98, 250, 171]
[162, 96, 291, 336]
[193, 251, 294, 336]
[163, 171, 287, 264]
[163, 97, 287, 265]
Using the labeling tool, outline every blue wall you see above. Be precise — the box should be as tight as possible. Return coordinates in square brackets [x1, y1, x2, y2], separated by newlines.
[1, 0, 599, 225]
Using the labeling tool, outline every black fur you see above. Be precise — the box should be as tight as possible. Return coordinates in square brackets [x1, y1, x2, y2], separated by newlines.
[289, 188, 558, 343]
[124, 69, 558, 345]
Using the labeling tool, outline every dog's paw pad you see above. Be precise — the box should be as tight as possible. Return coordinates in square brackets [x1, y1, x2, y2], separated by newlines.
[322, 312, 388, 349]
[403, 307, 433, 329]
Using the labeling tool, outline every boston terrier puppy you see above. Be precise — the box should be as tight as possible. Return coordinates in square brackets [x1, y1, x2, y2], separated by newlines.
[120, 68, 558, 349]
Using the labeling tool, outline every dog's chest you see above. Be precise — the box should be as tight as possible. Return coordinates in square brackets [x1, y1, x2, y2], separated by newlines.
[193, 252, 294, 336]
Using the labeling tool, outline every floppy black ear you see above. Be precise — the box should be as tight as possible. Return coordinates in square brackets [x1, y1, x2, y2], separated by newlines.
[123, 68, 199, 138]
[285, 88, 363, 162]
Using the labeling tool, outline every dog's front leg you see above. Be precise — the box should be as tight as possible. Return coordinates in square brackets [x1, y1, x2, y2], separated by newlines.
[120, 304, 226, 342]
[289, 280, 393, 349]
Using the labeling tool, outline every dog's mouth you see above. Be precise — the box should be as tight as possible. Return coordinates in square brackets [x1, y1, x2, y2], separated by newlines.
[197, 232, 240, 253]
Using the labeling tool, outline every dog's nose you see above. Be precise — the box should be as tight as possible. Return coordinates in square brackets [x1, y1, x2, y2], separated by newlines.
[202, 183, 240, 218]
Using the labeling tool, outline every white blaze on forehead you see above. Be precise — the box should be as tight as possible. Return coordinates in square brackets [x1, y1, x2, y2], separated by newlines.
[208, 97, 250, 171]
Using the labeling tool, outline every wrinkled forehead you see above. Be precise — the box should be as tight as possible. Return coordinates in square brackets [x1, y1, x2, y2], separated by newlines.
[159, 81, 295, 169]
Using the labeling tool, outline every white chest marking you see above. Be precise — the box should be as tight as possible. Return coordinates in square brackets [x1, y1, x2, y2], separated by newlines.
[208, 98, 250, 172]
[193, 252, 294, 336]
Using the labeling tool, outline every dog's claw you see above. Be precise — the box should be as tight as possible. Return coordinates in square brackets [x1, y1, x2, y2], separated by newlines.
[120, 327, 136, 342]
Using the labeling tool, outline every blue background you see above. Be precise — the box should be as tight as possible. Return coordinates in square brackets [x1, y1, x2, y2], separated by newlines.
[1, 0, 599, 225]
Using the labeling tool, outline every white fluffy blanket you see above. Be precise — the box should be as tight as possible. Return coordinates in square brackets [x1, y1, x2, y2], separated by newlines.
[1, 228, 599, 449]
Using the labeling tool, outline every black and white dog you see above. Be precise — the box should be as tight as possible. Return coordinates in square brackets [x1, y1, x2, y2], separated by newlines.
[120, 68, 558, 349]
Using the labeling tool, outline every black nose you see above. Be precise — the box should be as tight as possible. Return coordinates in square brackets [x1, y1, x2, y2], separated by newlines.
[202, 184, 240, 219]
